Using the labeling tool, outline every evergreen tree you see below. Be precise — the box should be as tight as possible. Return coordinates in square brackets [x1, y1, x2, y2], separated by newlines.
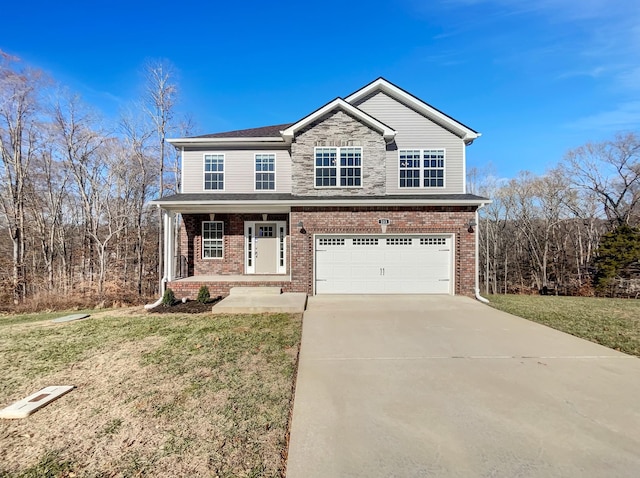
[594, 225, 640, 295]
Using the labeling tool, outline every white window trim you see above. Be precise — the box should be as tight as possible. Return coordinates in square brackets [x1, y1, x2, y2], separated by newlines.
[203, 153, 225, 191]
[314, 146, 364, 189]
[254, 153, 277, 192]
[398, 148, 446, 189]
[202, 221, 224, 259]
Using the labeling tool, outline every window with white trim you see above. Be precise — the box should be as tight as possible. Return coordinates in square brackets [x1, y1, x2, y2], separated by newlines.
[255, 153, 275, 190]
[423, 149, 445, 187]
[204, 154, 224, 190]
[399, 150, 421, 188]
[315, 147, 362, 187]
[399, 149, 445, 188]
[202, 221, 223, 258]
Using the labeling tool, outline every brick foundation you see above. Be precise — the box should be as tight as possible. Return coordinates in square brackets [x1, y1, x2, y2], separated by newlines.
[168, 280, 293, 300]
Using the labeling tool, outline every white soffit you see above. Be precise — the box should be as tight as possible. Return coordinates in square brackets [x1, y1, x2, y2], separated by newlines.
[167, 137, 285, 147]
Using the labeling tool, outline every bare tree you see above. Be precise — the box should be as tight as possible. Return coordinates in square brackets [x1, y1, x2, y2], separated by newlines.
[563, 132, 640, 227]
[0, 51, 47, 302]
[120, 111, 156, 295]
[142, 59, 178, 291]
[25, 137, 69, 292]
[51, 92, 118, 296]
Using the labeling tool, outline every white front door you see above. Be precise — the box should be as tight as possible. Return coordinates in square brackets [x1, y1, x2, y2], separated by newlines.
[245, 221, 287, 274]
[315, 235, 453, 294]
[256, 223, 277, 273]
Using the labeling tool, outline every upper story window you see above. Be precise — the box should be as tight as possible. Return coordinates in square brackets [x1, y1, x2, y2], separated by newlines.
[255, 153, 275, 190]
[202, 221, 224, 258]
[399, 149, 445, 188]
[315, 147, 362, 188]
[204, 154, 224, 190]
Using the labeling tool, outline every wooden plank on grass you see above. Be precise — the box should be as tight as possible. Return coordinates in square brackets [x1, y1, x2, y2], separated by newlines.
[0, 386, 75, 419]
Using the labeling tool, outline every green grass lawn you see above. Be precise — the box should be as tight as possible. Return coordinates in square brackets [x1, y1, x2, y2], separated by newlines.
[0, 309, 302, 478]
[488, 294, 640, 357]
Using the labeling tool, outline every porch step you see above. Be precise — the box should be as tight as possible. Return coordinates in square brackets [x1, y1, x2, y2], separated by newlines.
[212, 292, 307, 314]
[229, 286, 282, 296]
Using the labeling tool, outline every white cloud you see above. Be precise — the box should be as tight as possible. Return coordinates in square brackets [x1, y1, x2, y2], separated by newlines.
[556, 66, 606, 80]
[617, 66, 640, 91]
[566, 101, 640, 131]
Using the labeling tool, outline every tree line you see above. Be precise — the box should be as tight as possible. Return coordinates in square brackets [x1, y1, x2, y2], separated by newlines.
[0, 51, 187, 307]
[2, 49, 639, 308]
[470, 132, 640, 297]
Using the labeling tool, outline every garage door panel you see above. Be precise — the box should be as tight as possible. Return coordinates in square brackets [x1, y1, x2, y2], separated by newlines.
[315, 235, 453, 295]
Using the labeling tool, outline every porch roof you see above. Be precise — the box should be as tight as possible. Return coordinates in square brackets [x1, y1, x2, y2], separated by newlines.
[150, 193, 491, 213]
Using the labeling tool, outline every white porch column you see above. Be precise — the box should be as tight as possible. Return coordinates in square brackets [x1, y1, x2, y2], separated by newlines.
[163, 210, 176, 283]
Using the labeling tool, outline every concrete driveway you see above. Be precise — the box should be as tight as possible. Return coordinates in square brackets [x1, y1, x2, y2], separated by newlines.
[286, 295, 640, 478]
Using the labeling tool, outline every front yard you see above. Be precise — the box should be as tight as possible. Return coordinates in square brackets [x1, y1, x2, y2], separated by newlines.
[488, 294, 640, 357]
[0, 309, 302, 477]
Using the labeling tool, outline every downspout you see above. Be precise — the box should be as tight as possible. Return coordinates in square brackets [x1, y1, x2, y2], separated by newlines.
[475, 204, 490, 304]
[144, 205, 169, 309]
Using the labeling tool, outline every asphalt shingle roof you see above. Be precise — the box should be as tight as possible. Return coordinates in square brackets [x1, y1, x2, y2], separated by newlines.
[192, 123, 293, 139]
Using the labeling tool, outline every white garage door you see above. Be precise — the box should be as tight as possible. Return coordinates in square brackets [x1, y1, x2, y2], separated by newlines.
[315, 235, 453, 294]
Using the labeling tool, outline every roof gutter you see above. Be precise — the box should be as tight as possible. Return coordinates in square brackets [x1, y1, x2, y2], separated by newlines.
[150, 197, 492, 213]
[167, 137, 286, 147]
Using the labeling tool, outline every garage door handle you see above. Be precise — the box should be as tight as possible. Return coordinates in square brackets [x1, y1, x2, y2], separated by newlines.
[439, 278, 450, 281]
[380, 268, 385, 276]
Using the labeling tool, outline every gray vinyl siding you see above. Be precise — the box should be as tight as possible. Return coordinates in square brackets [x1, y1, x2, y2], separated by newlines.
[182, 147, 292, 193]
[353, 91, 466, 194]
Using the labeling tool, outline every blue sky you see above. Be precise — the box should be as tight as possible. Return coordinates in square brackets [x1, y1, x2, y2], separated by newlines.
[2, 0, 639, 178]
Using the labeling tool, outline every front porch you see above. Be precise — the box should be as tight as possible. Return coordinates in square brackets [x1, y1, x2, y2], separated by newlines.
[168, 274, 293, 299]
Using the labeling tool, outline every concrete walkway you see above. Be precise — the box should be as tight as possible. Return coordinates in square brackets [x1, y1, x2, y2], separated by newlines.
[286, 295, 640, 478]
[211, 287, 307, 314]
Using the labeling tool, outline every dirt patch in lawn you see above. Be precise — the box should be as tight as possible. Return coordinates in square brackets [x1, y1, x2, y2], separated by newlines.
[0, 312, 301, 477]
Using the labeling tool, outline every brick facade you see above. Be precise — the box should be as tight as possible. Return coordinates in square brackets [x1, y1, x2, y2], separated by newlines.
[179, 213, 290, 277]
[170, 206, 478, 299]
[289, 206, 477, 297]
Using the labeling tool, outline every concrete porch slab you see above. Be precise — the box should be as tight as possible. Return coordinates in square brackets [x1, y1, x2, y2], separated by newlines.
[211, 292, 307, 314]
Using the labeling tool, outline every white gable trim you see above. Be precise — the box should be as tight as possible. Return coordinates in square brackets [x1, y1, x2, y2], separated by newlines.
[280, 98, 396, 144]
[345, 78, 480, 144]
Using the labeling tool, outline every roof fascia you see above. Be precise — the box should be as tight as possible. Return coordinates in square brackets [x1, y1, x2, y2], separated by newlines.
[151, 197, 491, 212]
[345, 77, 481, 144]
[167, 137, 286, 148]
[281, 98, 396, 143]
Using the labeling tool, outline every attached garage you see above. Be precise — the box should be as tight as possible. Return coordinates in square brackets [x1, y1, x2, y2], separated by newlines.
[314, 235, 454, 294]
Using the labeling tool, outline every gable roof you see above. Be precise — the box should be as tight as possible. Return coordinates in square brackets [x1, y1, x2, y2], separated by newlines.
[345, 77, 480, 144]
[168, 78, 479, 147]
[280, 98, 396, 144]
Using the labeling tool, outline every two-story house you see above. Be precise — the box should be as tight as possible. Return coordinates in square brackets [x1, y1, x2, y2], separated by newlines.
[152, 78, 489, 299]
